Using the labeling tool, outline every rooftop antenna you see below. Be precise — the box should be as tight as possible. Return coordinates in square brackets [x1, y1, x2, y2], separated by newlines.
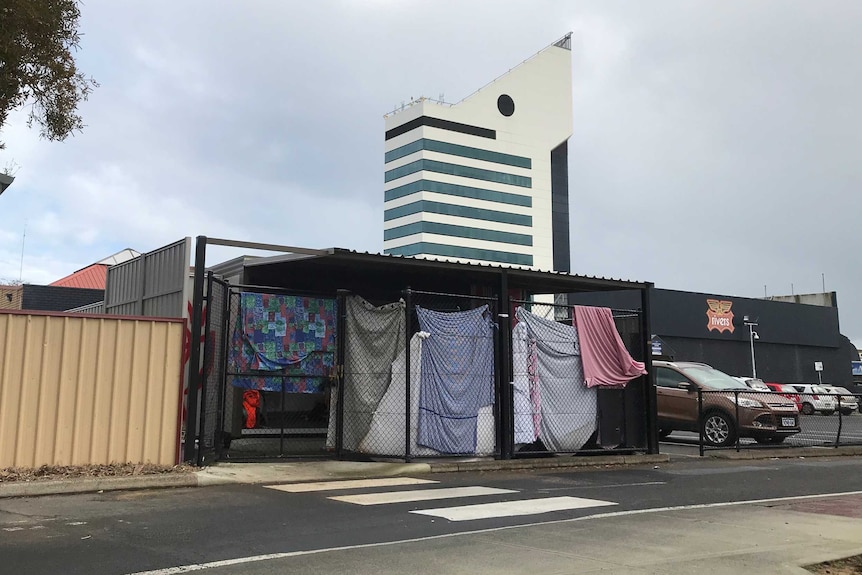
[18, 220, 26, 283]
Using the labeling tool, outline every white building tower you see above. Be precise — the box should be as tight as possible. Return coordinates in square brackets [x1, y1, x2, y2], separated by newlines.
[383, 34, 574, 272]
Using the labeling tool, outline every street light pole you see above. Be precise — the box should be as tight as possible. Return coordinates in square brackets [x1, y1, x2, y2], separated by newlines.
[744, 316, 758, 379]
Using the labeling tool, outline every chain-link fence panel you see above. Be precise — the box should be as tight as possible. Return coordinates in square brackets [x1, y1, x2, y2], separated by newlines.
[219, 288, 338, 459]
[328, 294, 407, 457]
[692, 388, 862, 453]
[390, 289, 501, 459]
[197, 274, 228, 465]
[511, 301, 647, 456]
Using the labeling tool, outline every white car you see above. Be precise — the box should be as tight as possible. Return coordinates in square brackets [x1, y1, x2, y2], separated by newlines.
[821, 386, 859, 415]
[733, 377, 771, 391]
[789, 384, 838, 415]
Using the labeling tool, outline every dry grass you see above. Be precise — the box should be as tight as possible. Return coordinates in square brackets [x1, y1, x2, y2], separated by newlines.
[807, 554, 862, 574]
[0, 463, 194, 483]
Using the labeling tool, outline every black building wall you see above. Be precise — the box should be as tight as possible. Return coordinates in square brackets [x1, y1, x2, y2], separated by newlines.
[570, 288, 856, 387]
[21, 285, 104, 312]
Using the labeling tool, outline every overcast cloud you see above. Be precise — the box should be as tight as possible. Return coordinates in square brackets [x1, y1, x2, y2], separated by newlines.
[0, 0, 860, 347]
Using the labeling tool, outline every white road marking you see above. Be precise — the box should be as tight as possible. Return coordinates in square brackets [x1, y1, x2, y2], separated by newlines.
[329, 486, 516, 505]
[2, 527, 24, 532]
[265, 477, 437, 493]
[410, 496, 617, 521]
[66, 522, 87, 526]
[122, 489, 862, 575]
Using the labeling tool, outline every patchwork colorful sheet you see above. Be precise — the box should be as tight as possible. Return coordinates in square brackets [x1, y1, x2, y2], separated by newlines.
[230, 293, 337, 393]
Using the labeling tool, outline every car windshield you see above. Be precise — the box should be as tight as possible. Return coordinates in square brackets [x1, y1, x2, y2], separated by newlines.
[680, 365, 747, 390]
[813, 386, 830, 394]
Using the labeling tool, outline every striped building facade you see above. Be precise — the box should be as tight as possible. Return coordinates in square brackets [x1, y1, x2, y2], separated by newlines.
[383, 35, 574, 272]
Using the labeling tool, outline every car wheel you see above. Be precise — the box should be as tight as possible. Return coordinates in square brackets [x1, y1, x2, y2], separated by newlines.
[701, 411, 737, 447]
[754, 436, 786, 445]
[821, 410, 835, 416]
[658, 429, 673, 440]
[841, 408, 854, 416]
[801, 403, 815, 415]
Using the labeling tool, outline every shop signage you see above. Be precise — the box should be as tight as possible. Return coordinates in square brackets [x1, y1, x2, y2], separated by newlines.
[852, 361, 862, 377]
[706, 299, 735, 334]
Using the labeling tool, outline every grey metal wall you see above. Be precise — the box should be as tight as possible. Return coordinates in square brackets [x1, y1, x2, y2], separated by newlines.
[105, 238, 192, 318]
[65, 301, 106, 314]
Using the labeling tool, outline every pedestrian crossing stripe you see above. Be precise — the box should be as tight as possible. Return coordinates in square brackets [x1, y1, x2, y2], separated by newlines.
[265, 477, 438, 493]
[328, 486, 517, 506]
[410, 496, 618, 521]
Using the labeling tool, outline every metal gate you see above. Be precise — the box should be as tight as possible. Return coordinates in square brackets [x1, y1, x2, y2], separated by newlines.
[198, 274, 338, 462]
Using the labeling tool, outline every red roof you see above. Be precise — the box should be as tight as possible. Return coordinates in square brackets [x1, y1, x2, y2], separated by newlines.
[50, 264, 108, 289]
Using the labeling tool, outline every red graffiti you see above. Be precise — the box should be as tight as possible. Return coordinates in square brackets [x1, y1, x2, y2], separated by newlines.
[180, 300, 214, 423]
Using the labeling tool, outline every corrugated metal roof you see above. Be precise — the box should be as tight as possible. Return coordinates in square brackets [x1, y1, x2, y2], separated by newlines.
[50, 264, 108, 289]
[243, 247, 650, 289]
[331, 248, 648, 285]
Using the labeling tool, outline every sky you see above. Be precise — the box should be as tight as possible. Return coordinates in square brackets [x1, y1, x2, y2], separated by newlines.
[0, 1, 860, 347]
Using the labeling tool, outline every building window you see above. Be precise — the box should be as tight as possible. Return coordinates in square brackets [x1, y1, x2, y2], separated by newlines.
[385, 242, 533, 266]
[497, 94, 515, 117]
[385, 138, 530, 169]
[384, 221, 532, 246]
[384, 200, 532, 227]
[384, 179, 531, 207]
[384, 159, 531, 188]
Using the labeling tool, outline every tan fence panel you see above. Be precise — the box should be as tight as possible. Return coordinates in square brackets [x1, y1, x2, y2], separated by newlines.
[0, 312, 183, 468]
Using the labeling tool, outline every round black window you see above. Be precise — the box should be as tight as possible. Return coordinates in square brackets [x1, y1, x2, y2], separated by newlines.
[497, 94, 515, 117]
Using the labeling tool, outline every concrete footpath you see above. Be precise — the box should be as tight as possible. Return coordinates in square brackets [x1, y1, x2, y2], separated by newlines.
[2, 445, 862, 499]
[0, 454, 668, 498]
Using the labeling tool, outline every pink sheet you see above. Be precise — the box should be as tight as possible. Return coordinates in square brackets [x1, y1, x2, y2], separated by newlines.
[573, 306, 646, 388]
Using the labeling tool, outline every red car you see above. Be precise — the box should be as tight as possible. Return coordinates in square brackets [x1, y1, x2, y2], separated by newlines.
[765, 383, 803, 411]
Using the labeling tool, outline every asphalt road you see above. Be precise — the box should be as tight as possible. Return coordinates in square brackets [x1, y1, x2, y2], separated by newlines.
[3, 456, 862, 574]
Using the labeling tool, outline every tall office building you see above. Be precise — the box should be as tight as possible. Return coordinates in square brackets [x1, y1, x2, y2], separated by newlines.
[383, 34, 574, 272]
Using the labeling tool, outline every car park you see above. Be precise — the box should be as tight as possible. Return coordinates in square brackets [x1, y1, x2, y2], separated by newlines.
[821, 386, 859, 415]
[789, 384, 837, 415]
[764, 382, 803, 411]
[654, 360, 801, 447]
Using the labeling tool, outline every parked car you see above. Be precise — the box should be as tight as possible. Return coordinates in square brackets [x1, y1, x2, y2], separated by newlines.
[733, 377, 771, 391]
[821, 386, 859, 415]
[764, 383, 802, 411]
[789, 385, 837, 415]
[654, 360, 801, 447]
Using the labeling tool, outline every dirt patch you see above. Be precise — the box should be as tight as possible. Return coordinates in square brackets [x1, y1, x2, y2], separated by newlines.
[0, 463, 194, 483]
[807, 554, 862, 574]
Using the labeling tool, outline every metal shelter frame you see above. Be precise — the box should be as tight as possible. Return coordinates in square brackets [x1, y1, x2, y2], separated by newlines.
[185, 236, 658, 464]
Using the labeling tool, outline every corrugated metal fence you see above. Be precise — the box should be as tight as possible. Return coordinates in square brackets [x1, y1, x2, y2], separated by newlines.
[105, 238, 191, 318]
[0, 311, 184, 468]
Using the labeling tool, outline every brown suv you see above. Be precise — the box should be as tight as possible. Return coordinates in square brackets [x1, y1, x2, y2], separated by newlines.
[654, 361, 801, 447]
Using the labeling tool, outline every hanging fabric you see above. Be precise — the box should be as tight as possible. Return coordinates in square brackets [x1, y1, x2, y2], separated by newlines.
[514, 307, 598, 451]
[326, 295, 405, 451]
[415, 305, 495, 454]
[230, 293, 337, 393]
[512, 321, 537, 444]
[573, 306, 646, 389]
[360, 332, 496, 456]
[242, 390, 261, 429]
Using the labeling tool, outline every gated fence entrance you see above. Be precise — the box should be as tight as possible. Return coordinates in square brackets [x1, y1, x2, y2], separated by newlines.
[198, 276, 339, 463]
